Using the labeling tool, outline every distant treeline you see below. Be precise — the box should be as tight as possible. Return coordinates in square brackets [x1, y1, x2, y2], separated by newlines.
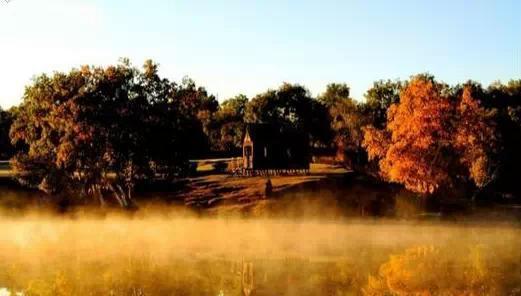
[0, 59, 519, 204]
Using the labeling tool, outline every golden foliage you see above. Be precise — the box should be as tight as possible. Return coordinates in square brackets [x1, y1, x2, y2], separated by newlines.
[363, 125, 390, 161]
[454, 88, 496, 187]
[364, 77, 453, 193]
[362, 77, 496, 194]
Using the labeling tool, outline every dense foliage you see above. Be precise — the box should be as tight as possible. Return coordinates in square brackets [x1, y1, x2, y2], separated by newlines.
[244, 83, 332, 147]
[207, 94, 248, 154]
[1, 59, 519, 202]
[363, 76, 496, 194]
[9, 60, 211, 206]
[0, 107, 17, 159]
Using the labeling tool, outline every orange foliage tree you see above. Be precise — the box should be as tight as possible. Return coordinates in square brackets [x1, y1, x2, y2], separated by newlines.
[363, 75, 495, 194]
[454, 87, 497, 187]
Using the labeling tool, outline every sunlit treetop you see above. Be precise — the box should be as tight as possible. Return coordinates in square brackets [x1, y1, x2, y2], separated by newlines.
[363, 75, 496, 195]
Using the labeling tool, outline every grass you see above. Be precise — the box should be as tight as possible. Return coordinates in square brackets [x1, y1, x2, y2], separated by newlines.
[0, 160, 348, 206]
[0, 161, 12, 178]
[181, 163, 349, 210]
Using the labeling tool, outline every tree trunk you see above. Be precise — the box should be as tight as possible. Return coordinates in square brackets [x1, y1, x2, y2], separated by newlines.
[96, 185, 105, 207]
[108, 183, 125, 207]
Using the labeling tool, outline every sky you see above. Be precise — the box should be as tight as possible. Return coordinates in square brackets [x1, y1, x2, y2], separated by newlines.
[0, 0, 519, 108]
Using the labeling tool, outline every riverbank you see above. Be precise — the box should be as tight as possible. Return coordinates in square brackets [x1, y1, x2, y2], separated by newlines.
[0, 163, 350, 214]
[1, 163, 521, 223]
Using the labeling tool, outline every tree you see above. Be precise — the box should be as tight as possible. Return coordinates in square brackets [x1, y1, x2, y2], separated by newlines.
[10, 60, 199, 206]
[363, 75, 496, 195]
[454, 87, 497, 187]
[318, 83, 350, 108]
[322, 87, 370, 168]
[482, 80, 521, 195]
[0, 108, 17, 159]
[364, 79, 403, 128]
[172, 76, 219, 157]
[209, 94, 248, 153]
[245, 83, 332, 146]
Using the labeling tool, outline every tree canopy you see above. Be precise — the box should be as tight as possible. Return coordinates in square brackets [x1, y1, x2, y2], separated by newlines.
[364, 79, 403, 128]
[208, 94, 249, 153]
[10, 60, 209, 206]
[363, 75, 496, 194]
[2, 59, 519, 202]
[318, 83, 351, 108]
[245, 83, 332, 146]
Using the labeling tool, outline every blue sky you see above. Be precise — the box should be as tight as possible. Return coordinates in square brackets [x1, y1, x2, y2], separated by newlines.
[0, 0, 519, 108]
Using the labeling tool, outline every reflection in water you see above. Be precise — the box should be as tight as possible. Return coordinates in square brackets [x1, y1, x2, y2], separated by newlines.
[0, 216, 519, 295]
[0, 176, 520, 294]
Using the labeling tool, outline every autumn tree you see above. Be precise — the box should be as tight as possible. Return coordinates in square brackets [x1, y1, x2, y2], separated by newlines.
[318, 81, 401, 170]
[10, 60, 201, 206]
[363, 75, 496, 195]
[454, 86, 497, 187]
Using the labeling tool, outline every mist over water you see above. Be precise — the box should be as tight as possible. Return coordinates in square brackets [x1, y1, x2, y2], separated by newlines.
[0, 209, 520, 295]
[0, 174, 520, 295]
